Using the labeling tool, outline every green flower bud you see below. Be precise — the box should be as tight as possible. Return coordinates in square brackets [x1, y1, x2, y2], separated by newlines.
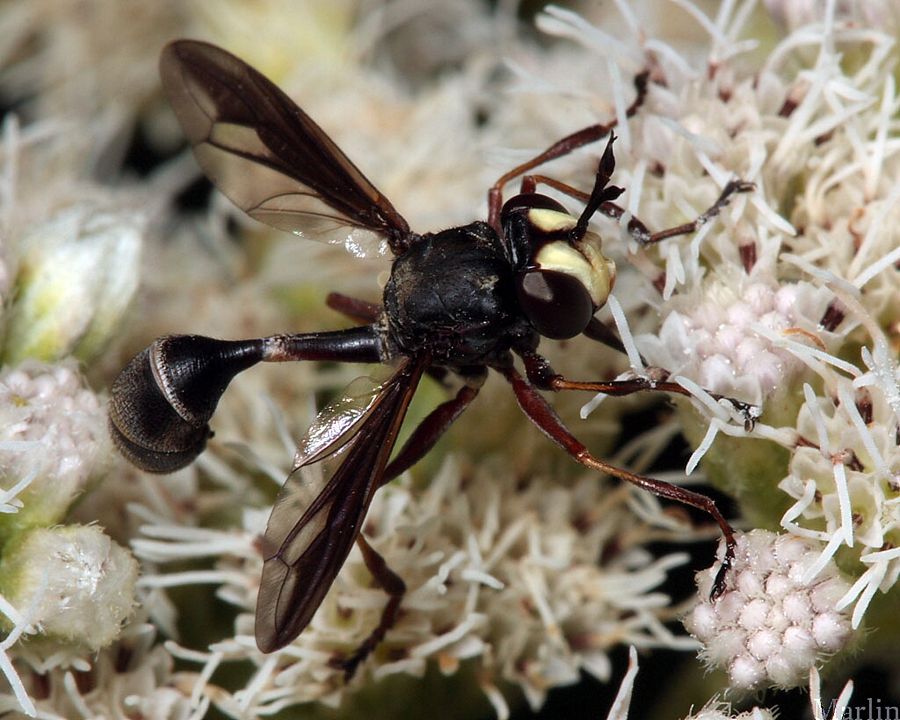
[2, 205, 143, 365]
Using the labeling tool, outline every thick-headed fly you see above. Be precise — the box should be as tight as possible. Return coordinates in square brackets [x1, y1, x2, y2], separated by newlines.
[109, 40, 755, 677]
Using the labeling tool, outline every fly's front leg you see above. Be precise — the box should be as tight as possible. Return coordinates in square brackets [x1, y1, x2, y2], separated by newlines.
[497, 364, 736, 598]
[519, 349, 757, 427]
[625, 179, 756, 246]
[517, 173, 754, 247]
[487, 72, 649, 230]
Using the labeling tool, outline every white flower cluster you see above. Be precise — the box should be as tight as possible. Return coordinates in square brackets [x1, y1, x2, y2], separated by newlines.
[3, 205, 144, 366]
[547, 0, 899, 658]
[1, 0, 896, 716]
[684, 530, 853, 689]
[639, 276, 832, 407]
[12, 621, 202, 720]
[780, 367, 900, 627]
[764, 0, 899, 34]
[597, 646, 849, 720]
[0, 361, 109, 531]
[0, 525, 138, 651]
[688, 707, 775, 720]
[135, 451, 690, 719]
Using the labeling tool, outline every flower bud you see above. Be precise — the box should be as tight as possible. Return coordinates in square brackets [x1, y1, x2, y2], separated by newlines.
[684, 530, 853, 690]
[2, 204, 143, 365]
[0, 361, 108, 539]
[0, 525, 138, 650]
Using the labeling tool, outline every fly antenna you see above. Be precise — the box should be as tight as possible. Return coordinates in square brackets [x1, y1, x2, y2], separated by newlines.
[570, 133, 625, 242]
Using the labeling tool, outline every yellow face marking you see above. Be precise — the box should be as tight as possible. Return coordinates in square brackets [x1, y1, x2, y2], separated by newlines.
[578, 231, 616, 306]
[533, 234, 616, 309]
[527, 208, 577, 233]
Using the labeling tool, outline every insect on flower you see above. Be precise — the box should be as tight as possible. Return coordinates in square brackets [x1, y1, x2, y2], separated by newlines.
[109, 40, 756, 677]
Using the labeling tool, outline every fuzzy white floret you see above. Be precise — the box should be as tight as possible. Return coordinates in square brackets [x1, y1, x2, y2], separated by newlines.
[685, 530, 853, 689]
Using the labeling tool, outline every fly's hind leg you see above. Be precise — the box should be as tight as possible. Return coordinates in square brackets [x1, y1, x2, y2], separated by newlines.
[331, 534, 406, 680]
[330, 371, 484, 678]
[326, 292, 382, 323]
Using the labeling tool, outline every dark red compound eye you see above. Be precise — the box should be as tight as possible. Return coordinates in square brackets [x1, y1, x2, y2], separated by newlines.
[516, 269, 594, 340]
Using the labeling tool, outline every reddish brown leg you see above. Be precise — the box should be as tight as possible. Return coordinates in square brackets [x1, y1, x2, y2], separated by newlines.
[519, 173, 588, 200]
[382, 380, 482, 484]
[521, 173, 652, 242]
[332, 533, 406, 679]
[519, 349, 757, 427]
[326, 292, 382, 323]
[487, 72, 649, 230]
[497, 363, 736, 598]
[631, 179, 756, 246]
[518, 174, 754, 246]
[332, 375, 483, 677]
[323, 293, 464, 387]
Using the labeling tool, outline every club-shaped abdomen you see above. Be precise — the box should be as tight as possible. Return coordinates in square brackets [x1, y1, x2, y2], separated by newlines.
[109, 335, 264, 473]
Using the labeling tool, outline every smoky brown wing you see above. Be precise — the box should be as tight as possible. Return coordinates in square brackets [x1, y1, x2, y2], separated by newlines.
[159, 40, 410, 255]
[255, 357, 426, 653]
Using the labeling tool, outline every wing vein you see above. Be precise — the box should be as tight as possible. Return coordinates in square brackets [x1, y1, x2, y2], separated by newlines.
[255, 357, 427, 652]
